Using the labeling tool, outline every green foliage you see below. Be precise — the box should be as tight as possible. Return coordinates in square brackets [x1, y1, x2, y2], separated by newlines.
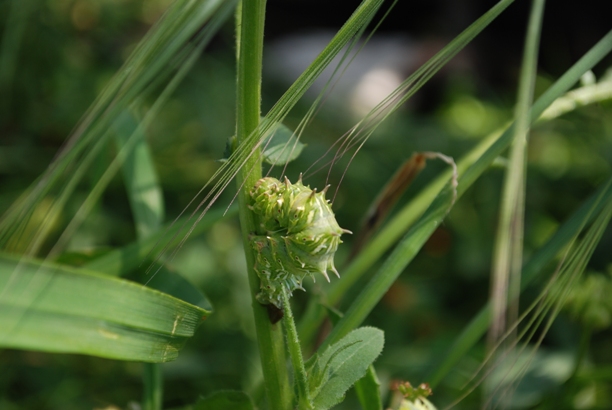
[2, 0, 612, 408]
[306, 327, 384, 410]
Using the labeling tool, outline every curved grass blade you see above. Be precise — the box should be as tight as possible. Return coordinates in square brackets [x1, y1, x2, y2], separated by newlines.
[317, 29, 612, 351]
[311, 33, 612, 340]
[0, 253, 210, 362]
[487, 0, 545, 351]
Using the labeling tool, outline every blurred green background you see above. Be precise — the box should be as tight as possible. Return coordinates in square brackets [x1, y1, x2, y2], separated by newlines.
[1, 0, 611, 409]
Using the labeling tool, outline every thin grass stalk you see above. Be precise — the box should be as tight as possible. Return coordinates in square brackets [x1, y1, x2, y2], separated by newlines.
[486, 0, 545, 397]
[235, 1, 292, 408]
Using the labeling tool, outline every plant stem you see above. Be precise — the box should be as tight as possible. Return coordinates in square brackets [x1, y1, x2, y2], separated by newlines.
[235, 1, 292, 409]
[142, 363, 162, 410]
[282, 289, 313, 410]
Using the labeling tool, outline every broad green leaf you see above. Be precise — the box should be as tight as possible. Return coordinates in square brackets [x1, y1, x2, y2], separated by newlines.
[193, 390, 254, 410]
[55, 250, 214, 313]
[0, 253, 210, 362]
[261, 121, 305, 166]
[310, 327, 384, 410]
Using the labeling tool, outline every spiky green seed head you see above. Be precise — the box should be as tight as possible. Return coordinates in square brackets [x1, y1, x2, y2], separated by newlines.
[249, 176, 350, 308]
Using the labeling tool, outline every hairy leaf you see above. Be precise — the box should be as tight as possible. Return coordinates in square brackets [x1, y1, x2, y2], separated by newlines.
[309, 327, 384, 409]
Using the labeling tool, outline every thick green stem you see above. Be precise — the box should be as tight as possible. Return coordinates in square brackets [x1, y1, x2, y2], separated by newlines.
[235, 1, 292, 409]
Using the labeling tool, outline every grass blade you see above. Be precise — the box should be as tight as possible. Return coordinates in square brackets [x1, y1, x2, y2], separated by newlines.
[318, 28, 612, 351]
[487, 0, 545, 362]
[114, 109, 165, 240]
[114, 104, 166, 410]
[0, 254, 210, 362]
